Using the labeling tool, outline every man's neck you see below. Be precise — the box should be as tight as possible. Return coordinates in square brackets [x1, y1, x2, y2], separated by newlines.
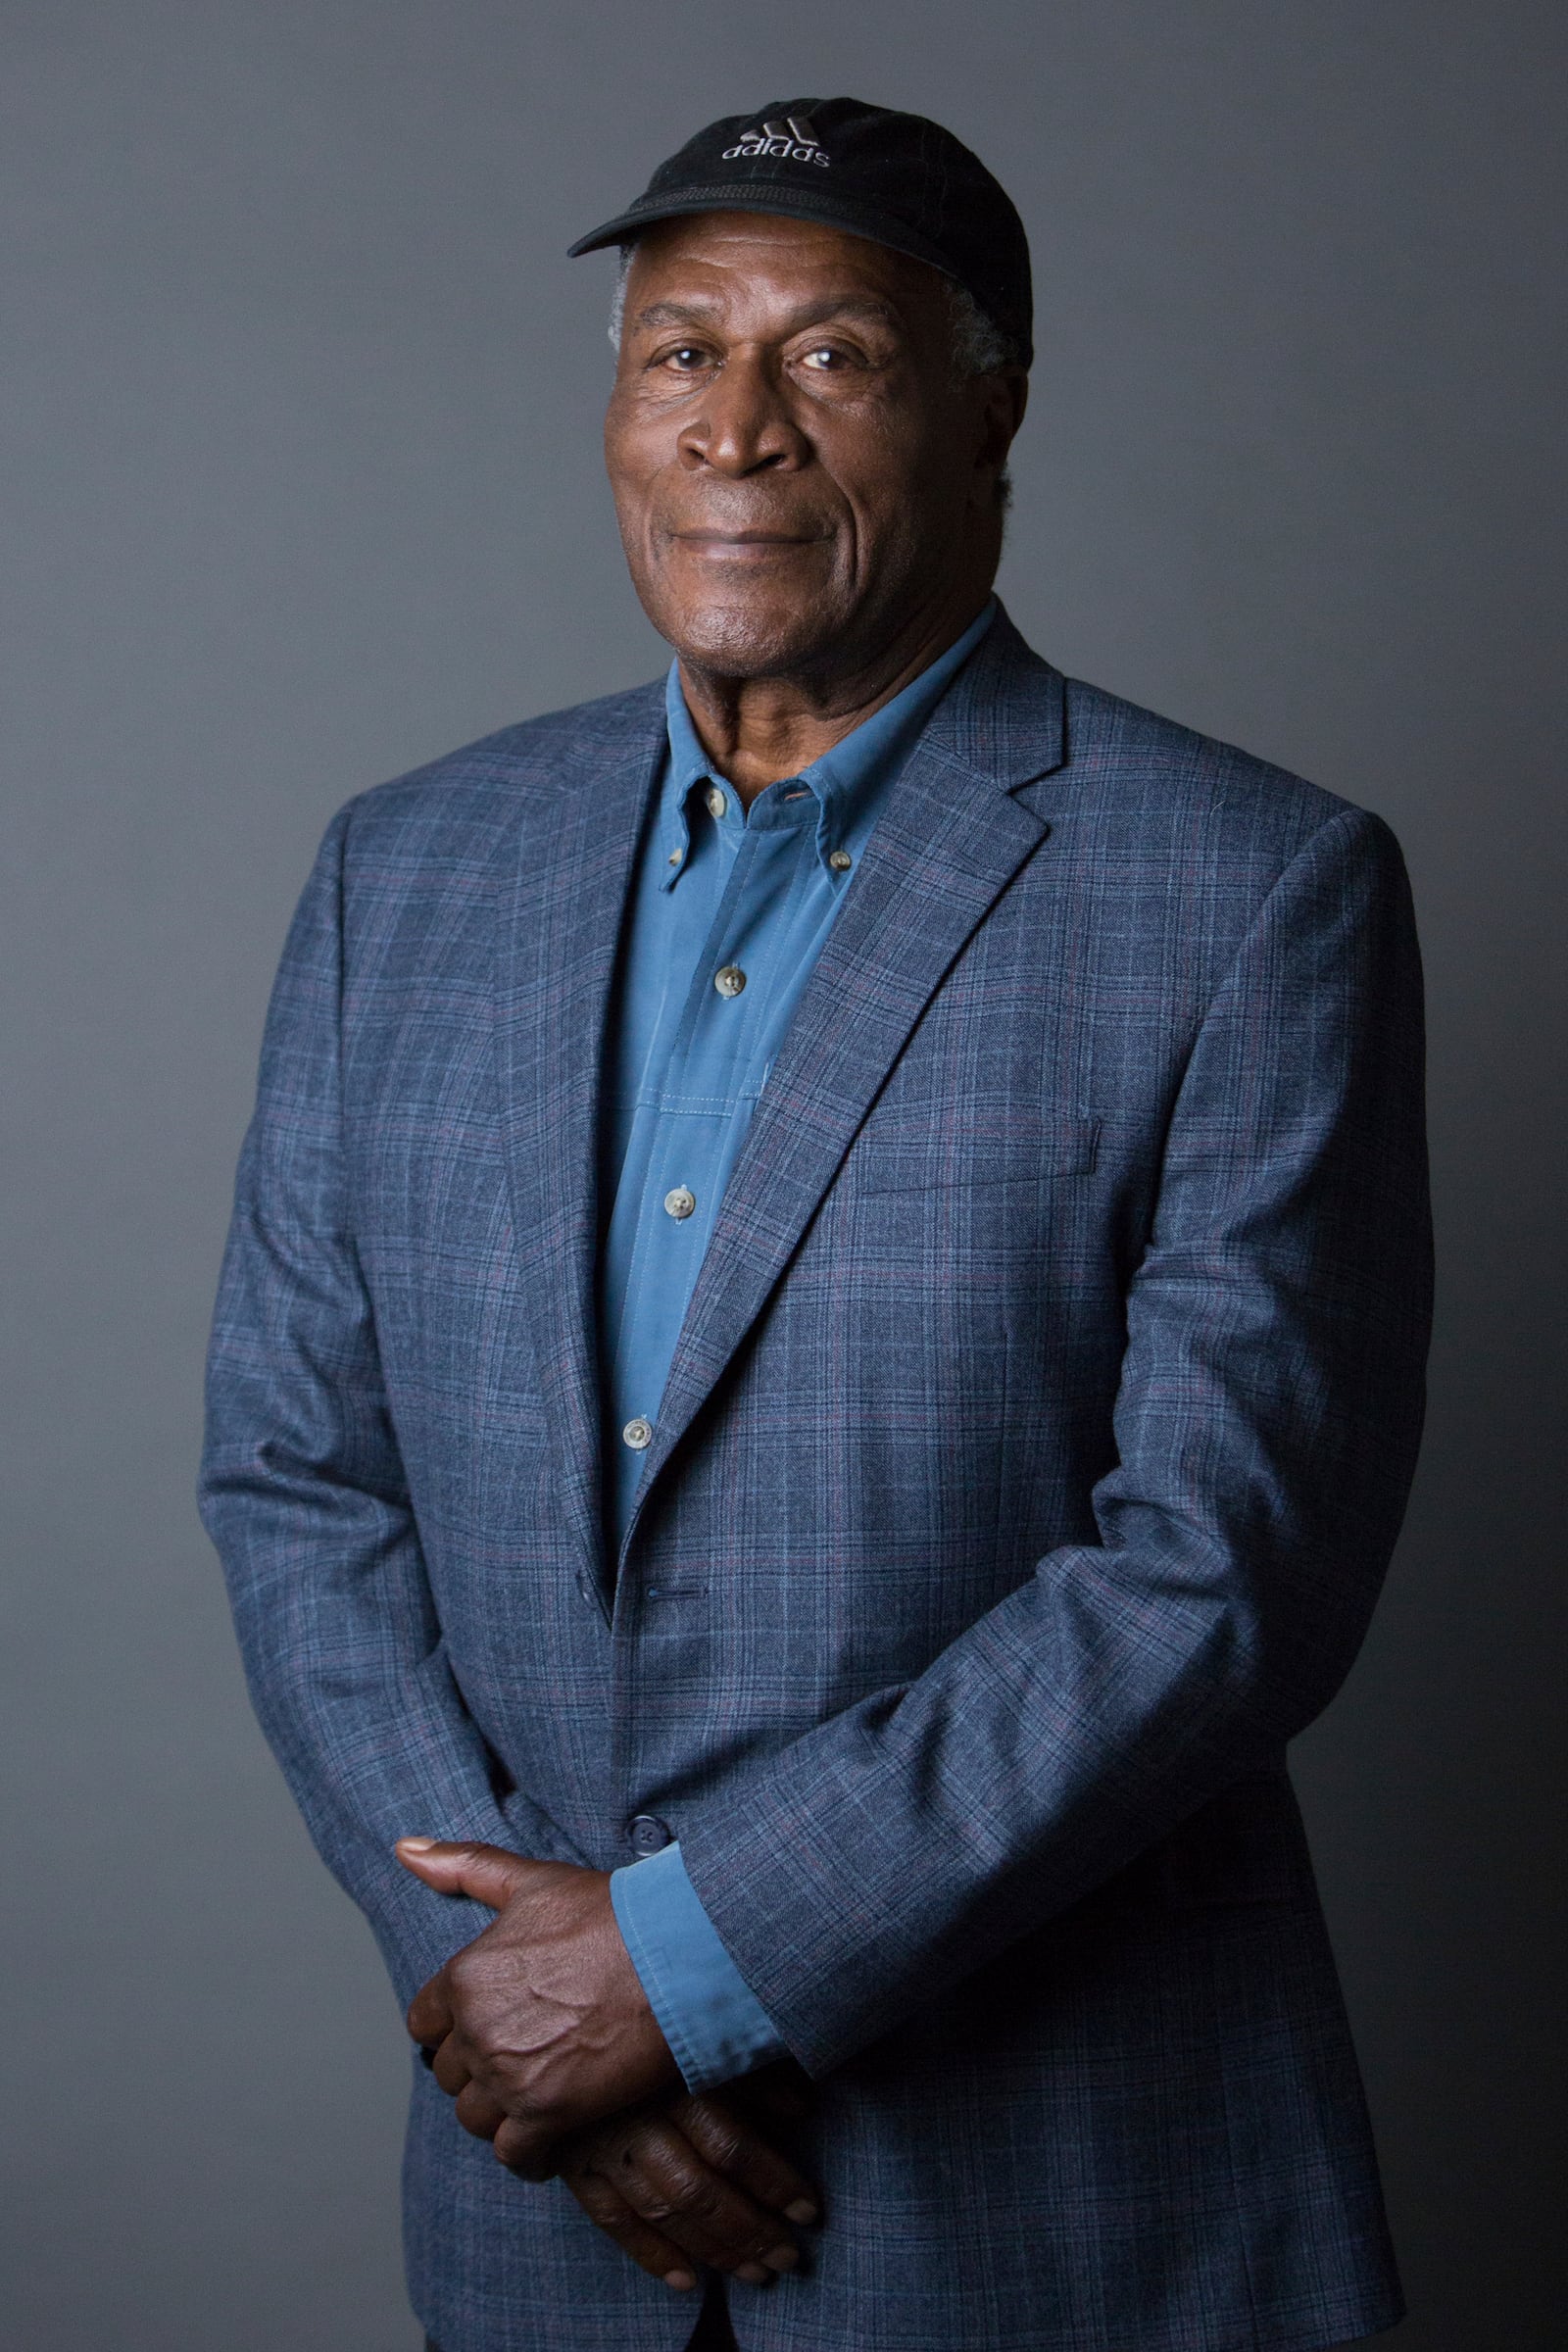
[675, 585, 994, 807]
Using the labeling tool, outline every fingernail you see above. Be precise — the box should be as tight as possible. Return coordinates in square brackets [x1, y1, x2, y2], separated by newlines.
[784, 2198, 818, 2225]
[736, 2263, 771, 2284]
[763, 2243, 799, 2272]
[397, 1837, 436, 1852]
[664, 2269, 697, 2291]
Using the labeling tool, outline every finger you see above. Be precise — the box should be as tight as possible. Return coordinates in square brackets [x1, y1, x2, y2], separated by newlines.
[671, 2091, 819, 2226]
[454, 2079, 509, 2139]
[406, 1977, 454, 2049]
[608, 2114, 801, 2279]
[395, 1838, 531, 1909]
[430, 2034, 473, 2100]
[561, 2162, 700, 2292]
[492, 2113, 563, 2181]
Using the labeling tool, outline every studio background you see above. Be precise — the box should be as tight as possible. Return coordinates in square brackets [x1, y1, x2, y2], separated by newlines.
[2, 5, 1562, 2347]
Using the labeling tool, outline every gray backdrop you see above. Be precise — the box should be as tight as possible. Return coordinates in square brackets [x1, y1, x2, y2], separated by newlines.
[3, 5, 1562, 2347]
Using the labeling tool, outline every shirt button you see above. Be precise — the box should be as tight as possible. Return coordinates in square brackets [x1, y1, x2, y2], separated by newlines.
[628, 1813, 673, 1857]
[829, 849, 853, 872]
[706, 786, 727, 818]
[621, 1416, 654, 1450]
[667, 847, 683, 866]
[713, 963, 747, 998]
[663, 1186, 697, 1220]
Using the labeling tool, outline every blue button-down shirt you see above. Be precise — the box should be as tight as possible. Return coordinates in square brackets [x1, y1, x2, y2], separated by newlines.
[605, 602, 997, 2090]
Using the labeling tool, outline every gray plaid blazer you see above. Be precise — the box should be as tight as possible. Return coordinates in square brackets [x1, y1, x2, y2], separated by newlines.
[201, 610, 1429, 2351]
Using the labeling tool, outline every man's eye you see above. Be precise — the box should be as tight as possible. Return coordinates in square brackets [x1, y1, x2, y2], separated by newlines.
[799, 346, 848, 370]
[661, 346, 711, 371]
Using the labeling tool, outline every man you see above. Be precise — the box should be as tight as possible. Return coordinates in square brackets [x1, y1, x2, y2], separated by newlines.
[200, 97, 1430, 2352]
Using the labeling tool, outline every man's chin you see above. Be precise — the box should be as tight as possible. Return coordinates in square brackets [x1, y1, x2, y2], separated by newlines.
[656, 601, 855, 682]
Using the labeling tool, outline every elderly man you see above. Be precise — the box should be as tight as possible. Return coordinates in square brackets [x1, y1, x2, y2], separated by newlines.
[201, 97, 1429, 2352]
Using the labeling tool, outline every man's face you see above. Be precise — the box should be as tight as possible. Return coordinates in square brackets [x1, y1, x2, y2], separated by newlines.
[604, 212, 1023, 682]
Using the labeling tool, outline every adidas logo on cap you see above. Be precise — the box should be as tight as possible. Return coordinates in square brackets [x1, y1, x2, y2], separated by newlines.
[722, 115, 830, 167]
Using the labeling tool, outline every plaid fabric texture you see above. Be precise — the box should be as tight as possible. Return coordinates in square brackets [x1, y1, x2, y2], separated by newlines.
[200, 611, 1428, 2351]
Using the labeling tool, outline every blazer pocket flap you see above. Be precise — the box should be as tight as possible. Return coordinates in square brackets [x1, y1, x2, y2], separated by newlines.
[847, 1113, 1100, 1197]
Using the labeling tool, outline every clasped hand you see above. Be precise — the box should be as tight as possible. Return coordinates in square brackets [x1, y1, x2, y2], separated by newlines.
[395, 1838, 818, 2293]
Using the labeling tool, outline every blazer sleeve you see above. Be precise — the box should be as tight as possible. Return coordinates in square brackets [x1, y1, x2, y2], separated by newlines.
[681, 803, 1433, 2078]
[198, 808, 576, 2011]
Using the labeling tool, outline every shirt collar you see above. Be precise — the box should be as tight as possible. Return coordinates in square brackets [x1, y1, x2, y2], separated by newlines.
[658, 598, 997, 887]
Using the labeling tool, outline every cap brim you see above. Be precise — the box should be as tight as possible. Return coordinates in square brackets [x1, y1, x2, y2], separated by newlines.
[566, 183, 963, 286]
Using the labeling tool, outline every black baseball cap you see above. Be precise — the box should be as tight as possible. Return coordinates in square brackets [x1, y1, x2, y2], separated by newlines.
[567, 97, 1033, 368]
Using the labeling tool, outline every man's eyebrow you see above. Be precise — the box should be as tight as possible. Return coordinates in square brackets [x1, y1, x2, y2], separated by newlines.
[630, 295, 906, 334]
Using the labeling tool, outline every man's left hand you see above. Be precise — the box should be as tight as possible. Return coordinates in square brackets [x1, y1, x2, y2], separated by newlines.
[396, 1838, 681, 2177]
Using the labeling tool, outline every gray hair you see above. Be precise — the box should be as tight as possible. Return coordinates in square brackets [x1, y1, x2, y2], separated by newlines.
[608, 240, 1024, 378]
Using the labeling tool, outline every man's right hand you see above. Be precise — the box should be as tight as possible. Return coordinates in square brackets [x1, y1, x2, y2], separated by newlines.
[555, 2074, 820, 2292]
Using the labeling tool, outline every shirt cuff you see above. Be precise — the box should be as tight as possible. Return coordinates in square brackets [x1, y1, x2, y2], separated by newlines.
[610, 1839, 787, 2092]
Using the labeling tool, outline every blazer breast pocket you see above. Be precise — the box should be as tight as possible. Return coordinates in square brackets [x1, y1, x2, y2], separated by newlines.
[846, 1113, 1101, 1199]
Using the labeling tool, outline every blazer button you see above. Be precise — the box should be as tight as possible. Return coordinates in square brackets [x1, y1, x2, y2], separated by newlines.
[628, 1813, 673, 1857]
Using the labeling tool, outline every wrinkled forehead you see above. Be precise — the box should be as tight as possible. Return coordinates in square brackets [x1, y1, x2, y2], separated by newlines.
[621, 209, 956, 332]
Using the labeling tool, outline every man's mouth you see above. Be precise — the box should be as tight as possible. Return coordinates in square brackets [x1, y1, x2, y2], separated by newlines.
[672, 529, 826, 554]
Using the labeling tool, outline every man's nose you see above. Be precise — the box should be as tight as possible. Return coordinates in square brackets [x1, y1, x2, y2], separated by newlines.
[677, 355, 807, 476]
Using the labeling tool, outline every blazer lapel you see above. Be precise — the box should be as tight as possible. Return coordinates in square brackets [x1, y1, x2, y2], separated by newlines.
[494, 687, 665, 1586]
[620, 615, 1067, 1564]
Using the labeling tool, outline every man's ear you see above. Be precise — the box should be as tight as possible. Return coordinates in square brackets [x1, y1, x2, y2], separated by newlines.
[972, 368, 1028, 507]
